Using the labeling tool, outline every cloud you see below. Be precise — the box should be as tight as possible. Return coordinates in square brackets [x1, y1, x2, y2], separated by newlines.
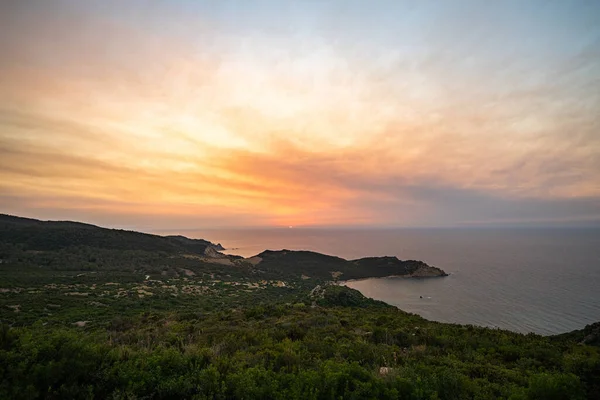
[1, 1, 599, 228]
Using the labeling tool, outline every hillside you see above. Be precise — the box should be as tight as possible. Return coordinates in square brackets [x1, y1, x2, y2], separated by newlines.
[0, 214, 220, 254]
[0, 215, 599, 399]
[253, 250, 447, 280]
[555, 322, 600, 347]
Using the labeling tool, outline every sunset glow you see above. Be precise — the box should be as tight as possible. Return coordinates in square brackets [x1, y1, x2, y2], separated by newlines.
[1, 1, 599, 229]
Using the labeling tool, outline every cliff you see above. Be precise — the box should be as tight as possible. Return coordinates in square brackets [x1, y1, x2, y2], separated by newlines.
[351, 256, 448, 278]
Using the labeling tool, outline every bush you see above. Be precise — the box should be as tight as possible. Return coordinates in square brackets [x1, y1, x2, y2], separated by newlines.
[527, 372, 585, 400]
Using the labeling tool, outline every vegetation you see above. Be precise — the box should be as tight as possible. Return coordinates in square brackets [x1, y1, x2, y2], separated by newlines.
[1, 215, 599, 399]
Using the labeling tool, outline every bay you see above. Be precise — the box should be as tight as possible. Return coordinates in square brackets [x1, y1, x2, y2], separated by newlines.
[164, 227, 600, 335]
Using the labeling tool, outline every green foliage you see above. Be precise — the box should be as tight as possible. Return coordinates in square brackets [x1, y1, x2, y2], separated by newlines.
[527, 373, 585, 400]
[1, 306, 598, 399]
[317, 285, 392, 308]
[554, 322, 600, 347]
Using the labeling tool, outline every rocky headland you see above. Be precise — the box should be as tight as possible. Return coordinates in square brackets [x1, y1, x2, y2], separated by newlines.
[243, 250, 447, 281]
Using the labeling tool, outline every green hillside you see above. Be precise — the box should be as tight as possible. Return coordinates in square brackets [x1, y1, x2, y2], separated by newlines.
[0, 215, 598, 399]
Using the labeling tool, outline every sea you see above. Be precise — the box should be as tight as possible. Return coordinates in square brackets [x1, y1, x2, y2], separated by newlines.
[167, 227, 600, 336]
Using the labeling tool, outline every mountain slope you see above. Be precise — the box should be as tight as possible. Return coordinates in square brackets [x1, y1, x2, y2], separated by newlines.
[0, 214, 218, 254]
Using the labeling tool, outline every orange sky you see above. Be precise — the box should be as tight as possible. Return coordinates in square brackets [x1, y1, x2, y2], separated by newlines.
[1, 1, 599, 229]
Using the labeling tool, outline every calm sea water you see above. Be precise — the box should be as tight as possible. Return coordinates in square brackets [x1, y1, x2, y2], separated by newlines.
[168, 228, 600, 335]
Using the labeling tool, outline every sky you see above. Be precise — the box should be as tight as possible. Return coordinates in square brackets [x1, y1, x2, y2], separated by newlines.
[1, 0, 599, 229]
